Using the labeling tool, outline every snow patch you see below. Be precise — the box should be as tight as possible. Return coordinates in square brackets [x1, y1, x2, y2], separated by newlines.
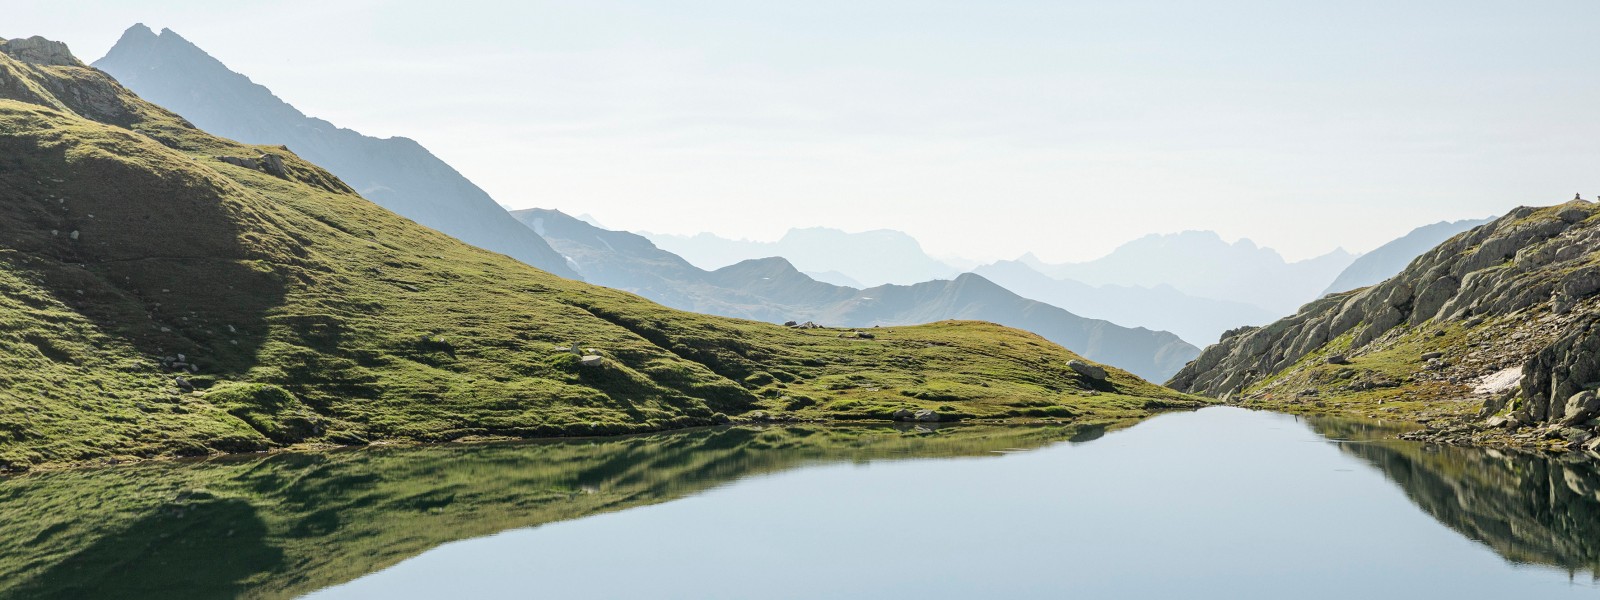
[1474, 367, 1523, 395]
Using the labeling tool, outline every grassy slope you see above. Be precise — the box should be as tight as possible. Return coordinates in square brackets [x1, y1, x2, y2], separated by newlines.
[0, 48, 1205, 471]
[0, 423, 1121, 600]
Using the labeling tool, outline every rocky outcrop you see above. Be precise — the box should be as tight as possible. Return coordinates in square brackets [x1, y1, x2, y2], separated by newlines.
[0, 36, 80, 67]
[1170, 201, 1600, 432]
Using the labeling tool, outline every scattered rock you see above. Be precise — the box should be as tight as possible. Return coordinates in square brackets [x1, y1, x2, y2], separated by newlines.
[1421, 351, 1444, 360]
[1067, 360, 1108, 381]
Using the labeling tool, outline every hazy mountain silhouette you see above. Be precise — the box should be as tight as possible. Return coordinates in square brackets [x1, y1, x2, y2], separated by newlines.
[521, 210, 1198, 380]
[643, 227, 961, 287]
[93, 24, 579, 279]
[973, 260, 1278, 344]
[1020, 231, 1358, 315]
[1320, 218, 1495, 296]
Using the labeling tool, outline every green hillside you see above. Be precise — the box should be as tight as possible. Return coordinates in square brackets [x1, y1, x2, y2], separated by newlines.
[0, 37, 1203, 472]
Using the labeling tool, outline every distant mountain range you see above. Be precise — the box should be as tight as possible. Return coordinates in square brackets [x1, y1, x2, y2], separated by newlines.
[972, 261, 1279, 344]
[93, 24, 580, 279]
[643, 228, 962, 287]
[1320, 218, 1495, 296]
[91, 22, 1473, 377]
[520, 210, 1199, 381]
[1018, 231, 1359, 316]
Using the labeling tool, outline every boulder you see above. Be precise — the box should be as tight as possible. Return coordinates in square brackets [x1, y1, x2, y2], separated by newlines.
[1067, 360, 1108, 381]
[258, 153, 287, 177]
[1326, 354, 1350, 365]
[1420, 351, 1444, 361]
[913, 409, 940, 422]
[217, 155, 259, 169]
[578, 355, 603, 368]
[1562, 390, 1600, 425]
[892, 409, 914, 421]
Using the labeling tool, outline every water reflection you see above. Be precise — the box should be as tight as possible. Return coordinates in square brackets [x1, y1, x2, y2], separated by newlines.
[1309, 416, 1600, 578]
[0, 424, 1096, 600]
[1, 412, 1598, 599]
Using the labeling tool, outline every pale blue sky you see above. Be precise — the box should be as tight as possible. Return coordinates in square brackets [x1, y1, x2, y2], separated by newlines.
[9, 1, 1598, 261]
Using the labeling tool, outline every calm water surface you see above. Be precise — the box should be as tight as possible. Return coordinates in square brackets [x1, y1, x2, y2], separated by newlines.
[3, 407, 1598, 599]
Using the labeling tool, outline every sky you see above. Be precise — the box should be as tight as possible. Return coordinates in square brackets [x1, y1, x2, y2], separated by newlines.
[8, 0, 1598, 262]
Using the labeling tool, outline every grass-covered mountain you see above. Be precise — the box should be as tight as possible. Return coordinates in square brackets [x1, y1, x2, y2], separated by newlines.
[0, 36, 1203, 472]
[515, 208, 1200, 381]
[1319, 217, 1495, 296]
[91, 24, 579, 279]
[1169, 201, 1600, 450]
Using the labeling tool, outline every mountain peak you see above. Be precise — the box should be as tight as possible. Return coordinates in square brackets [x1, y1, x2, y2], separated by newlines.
[119, 23, 157, 42]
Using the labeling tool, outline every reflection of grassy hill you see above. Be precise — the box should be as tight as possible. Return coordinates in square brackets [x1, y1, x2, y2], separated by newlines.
[0, 424, 1106, 600]
[0, 38, 1203, 472]
[1308, 417, 1600, 575]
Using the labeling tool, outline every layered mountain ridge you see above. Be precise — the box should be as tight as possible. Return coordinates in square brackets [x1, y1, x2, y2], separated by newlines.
[0, 35, 1201, 471]
[92, 24, 579, 279]
[518, 208, 1200, 381]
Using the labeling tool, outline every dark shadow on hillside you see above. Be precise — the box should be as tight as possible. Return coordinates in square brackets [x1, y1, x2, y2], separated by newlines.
[0, 129, 286, 381]
[8, 495, 282, 600]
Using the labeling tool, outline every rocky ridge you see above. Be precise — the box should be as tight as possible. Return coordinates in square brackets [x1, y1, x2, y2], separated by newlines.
[1169, 201, 1600, 450]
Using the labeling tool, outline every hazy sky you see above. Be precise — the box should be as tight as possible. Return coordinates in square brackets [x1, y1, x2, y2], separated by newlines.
[9, 1, 1598, 262]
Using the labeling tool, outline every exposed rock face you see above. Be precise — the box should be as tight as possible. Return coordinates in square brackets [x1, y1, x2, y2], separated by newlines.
[0, 37, 80, 67]
[1170, 201, 1600, 430]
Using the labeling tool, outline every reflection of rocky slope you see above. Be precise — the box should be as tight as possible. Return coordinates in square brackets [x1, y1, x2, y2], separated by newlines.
[93, 25, 579, 279]
[519, 209, 1199, 381]
[1170, 202, 1600, 447]
[1311, 417, 1600, 575]
[0, 424, 1100, 600]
